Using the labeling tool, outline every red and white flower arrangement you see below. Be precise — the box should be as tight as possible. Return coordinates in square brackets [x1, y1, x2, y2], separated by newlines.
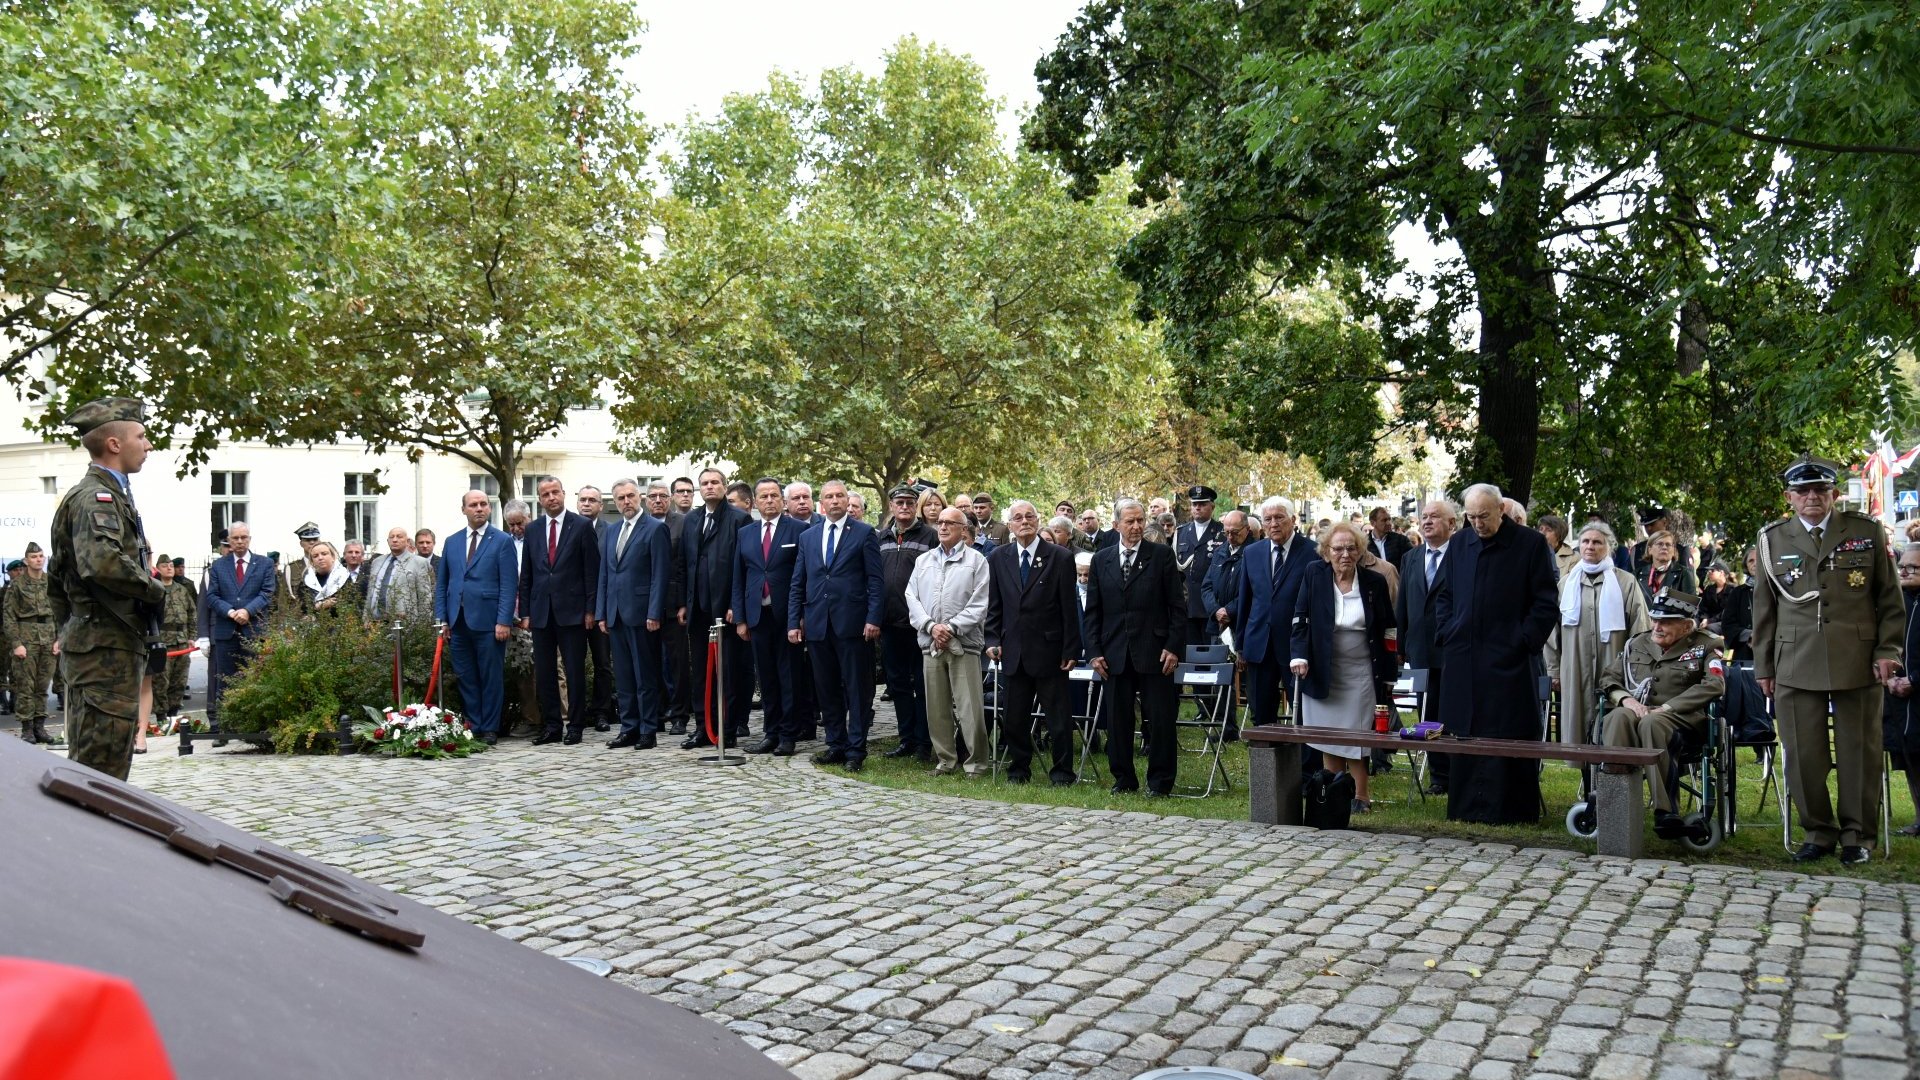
[355, 703, 486, 759]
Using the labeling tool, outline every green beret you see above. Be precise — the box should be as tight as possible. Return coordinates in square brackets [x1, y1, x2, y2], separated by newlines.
[5, 561, 21, 573]
[64, 396, 146, 435]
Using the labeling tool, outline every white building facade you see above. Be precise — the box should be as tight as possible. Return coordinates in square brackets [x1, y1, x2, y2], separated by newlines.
[0, 394, 713, 573]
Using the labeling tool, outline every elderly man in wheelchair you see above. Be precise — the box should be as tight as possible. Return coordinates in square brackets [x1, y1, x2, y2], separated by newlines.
[1598, 588, 1726, 842]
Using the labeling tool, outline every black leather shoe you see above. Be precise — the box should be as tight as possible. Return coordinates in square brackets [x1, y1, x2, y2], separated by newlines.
[745, 737, 779, 755]
[883, 744, 916, 759]
[843, 756, 865, 772]
[1425, 783, 1449, 796]
[531, 731, 559, 746]
[1791, 842, 1834, 863]
[1007, 772, 1031, 784]
[1109, 784, 1137, 795]
[1839, 845, 1871, 866]
[811, 750, 847, 766]
[562, 730, 583, 745]
[481, 733, 497, 745]
[1050, 775, 1075, 787]
[772, 741, 796, 756]
[633, 734, 656, 750]
[1653, 811, 1685, 840]
[667, 720, 687, 736]
[606, 733, 638, 749]
[594, 720, 610, 732]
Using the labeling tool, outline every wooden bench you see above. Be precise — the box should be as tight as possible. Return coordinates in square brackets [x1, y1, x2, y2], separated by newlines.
[1243, 725, 1666, 858]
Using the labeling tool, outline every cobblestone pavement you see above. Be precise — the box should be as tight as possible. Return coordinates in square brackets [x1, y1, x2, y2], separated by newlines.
[127, 735, 1919, 1080]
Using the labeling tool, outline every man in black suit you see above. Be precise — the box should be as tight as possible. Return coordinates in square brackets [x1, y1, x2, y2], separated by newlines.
[1200, 508, 1251, 740]
[1397, 497, 1457, 793]
[1176, 485, 1226, 645]
[574, 486, 615, 732]
[646, 481, 692, 735]
[1083, 498, 1186, 796]
[679, 467, 752, 748]
[985, 500, 1083, 784]
[413, 528, 442, 578]
[1368, 507, 1414, 570]
[733, 478, 807, 755]
[519, 477, 602, 745]
[784, 481, 824, 737]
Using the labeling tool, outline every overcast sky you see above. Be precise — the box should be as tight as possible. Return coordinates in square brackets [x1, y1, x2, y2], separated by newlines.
[625, 0, 1088, 138]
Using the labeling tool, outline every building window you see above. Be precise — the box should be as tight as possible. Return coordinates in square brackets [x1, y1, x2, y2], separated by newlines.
[344, 473, 378, 544]
[520, 475, 547, 501]
[40, 476, 56, 495]
[211, 471, 248, 548]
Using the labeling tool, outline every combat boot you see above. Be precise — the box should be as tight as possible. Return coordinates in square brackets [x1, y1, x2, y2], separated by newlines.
[33, 720, 51, 744]
[17, 719, 38, 744]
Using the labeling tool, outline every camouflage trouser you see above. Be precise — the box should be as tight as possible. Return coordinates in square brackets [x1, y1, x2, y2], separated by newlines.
[0, 645, 11, 695]
[13, 643, 54, 721]
[163, 647, 192, 713]
[61, 645, 143, 781]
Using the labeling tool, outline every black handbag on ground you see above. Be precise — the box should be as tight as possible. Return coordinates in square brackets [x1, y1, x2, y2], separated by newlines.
[1303, 768, 1355, 829]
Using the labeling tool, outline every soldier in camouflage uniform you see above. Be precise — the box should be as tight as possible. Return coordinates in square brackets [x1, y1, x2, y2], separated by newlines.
[0, 559, 18, 716]
[5, 543, 60, 743]
[154, 555, 197, 717]
[48, 397, 165, 780]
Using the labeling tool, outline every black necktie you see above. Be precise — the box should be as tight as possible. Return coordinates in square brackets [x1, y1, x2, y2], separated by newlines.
[1122, 549, 1135, 583]
[1020, 548, 1031, 587]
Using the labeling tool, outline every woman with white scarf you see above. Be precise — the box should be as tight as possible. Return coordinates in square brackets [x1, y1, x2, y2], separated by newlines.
[296, 541, 354, 618]
[1544, 523, 1651, 745]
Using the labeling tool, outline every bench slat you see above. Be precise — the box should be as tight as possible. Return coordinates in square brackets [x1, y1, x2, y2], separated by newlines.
[1242, 724, 1663, 767]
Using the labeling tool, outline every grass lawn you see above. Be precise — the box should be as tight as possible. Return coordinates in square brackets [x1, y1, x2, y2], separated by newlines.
[845, 711, 1920, 885]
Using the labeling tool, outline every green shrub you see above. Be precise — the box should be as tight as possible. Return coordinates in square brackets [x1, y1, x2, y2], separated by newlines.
[218, 603, 458, 753]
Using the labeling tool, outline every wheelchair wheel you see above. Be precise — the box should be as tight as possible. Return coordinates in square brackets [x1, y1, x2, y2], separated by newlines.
[1566, 800, 1597, 838]
[1678, 812, 1724, 854]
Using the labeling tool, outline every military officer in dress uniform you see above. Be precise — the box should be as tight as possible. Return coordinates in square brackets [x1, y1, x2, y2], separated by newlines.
[1598, 588, 1725, 841]
[49, 397, 166, 780]
[1175, 485, 1225, 646]
[4, 543, 60, 743]
[274, 522, 323, 618]
[1754, 454, 1905, 865]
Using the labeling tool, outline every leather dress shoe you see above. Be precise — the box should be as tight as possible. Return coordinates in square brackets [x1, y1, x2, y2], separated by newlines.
[1006, 772, 1031, 784]
[562, 730, 583, 745]
[633, 734, 657, 750]
[1652, 810, 1685, 840]
[883, 744, 917, 759]
[771, 741, 796, 756]
[745, 736, 779, 755]
[1050, 776, 1075, 787]
[481, 733, 497, 745]
[667, 720, 687, 736]
[914, 747, 933, 764]
[680, 734, 714, 750]
[594, 720, 610, 732]
[1839, 845, 1871, 866]
[606, 732, 639, 749]
[1109, 783, 1138, 795]
[531, 730, 560, 746]
[843, 756, 865, 772]
[812, 750, 847, 766]
[1791, 841, 1833, 863]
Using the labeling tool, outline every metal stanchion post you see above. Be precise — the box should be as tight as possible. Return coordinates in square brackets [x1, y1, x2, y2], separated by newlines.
[388, 619, 406, 710]
[700, 619, 745, 767]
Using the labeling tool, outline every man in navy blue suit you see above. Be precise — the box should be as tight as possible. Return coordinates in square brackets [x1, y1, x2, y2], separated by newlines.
[597, 479, 671, 749]
[203, 520, 274, 732]
[519, 477, 601, 745]
[788, 480, 884, 770]
[435, 490, 518, 744]
[1236, 496, 1322, 727]
[734, 477, 808, 756]
[679, 468, 753, 748]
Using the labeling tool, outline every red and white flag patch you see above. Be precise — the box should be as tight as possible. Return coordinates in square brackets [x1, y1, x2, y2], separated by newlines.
[94, 492, 114, 502]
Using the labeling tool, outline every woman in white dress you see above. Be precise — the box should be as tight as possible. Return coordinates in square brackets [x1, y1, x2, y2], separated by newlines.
[1288, 522, 1397, 812]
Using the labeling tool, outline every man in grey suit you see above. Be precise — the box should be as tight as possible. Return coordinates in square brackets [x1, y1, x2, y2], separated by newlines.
[365, 525, 433, 621]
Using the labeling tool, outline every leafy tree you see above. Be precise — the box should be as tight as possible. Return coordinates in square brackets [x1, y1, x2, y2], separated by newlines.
[1, 0, 359, 423]
[1028, 0, 1918, 533]
[237, 0, 656, 499]
[620, 39, 1162, 496]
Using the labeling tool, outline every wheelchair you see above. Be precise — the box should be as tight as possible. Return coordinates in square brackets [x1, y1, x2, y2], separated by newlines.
[1566, 694, 1735, 853]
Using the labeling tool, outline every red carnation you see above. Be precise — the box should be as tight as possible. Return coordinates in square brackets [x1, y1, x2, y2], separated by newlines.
[442, 743, 457, 751]
[372, 728, 386, 739]
[415, 738, 430, 749]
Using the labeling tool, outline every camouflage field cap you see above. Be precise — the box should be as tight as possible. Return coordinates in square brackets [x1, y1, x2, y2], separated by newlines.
[64, 396, 146, 435]
[24, 541, 41, 555]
